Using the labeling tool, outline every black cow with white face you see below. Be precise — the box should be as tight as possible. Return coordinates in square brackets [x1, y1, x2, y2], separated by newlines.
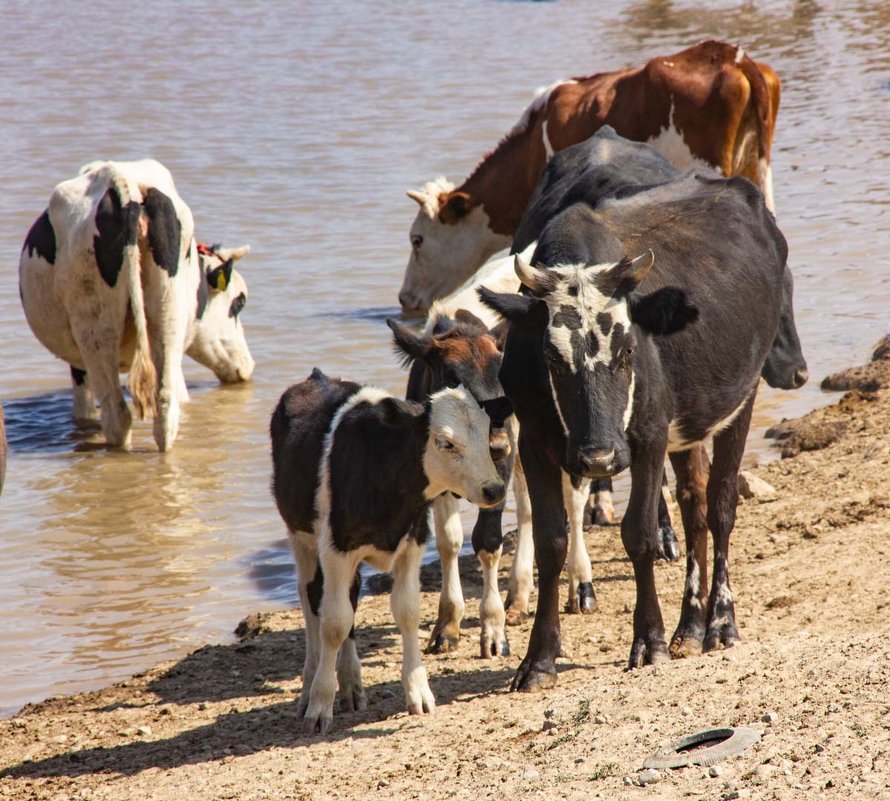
[481, 170, 790, 690]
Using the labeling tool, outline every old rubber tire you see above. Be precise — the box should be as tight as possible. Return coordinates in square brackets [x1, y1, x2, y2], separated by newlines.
[642, 726, 761, 769]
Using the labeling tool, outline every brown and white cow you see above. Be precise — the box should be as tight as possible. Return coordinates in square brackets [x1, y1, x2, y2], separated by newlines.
[19, 159, 255, 452]
[399, 40, 780, 314]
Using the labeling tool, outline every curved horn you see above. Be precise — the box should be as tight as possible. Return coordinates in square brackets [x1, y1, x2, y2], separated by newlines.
[627, 249, 655, 283]
[406, 189, 427, 206]
[214, 244, 251, 262]
[514, 254, 547, 294]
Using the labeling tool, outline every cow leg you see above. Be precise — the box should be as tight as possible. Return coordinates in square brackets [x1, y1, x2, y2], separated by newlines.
[623, 441, 671, 669]
[587, 478, 616, 526]
[563, 472, 595, 614]
[74, 343, 132, 449]
[152, 342, 187, 452]
[289, 532, 321, 718]
[336, 572, 367, 713]
[392, 538, 435, 716]
[304, 545, 359, 735]
[426, 494, 464, 654]
[668, 446, 711, 658]
[656, 471, 681, 562]
[511, 442, 565, 692]
[505, 455, 534, 625]
[70, 366, 99, 421]
[473, 504, 508, 658]
[704, 394, 756, 652]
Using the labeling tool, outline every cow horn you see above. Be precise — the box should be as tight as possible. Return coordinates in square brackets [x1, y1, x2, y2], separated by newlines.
[514, 254, 547, 294]
[214, 245, 250, 262]
[626, 249, 655, 283]
[406, 190, 427, 206]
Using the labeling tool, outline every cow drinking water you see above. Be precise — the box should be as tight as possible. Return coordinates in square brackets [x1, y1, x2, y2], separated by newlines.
[270, 369, 510, 734]
[19, 159, 254, 452]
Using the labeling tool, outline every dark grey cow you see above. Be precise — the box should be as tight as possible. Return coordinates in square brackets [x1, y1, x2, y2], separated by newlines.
[481, 167, 794, 690]
[270, 369, 509, 733]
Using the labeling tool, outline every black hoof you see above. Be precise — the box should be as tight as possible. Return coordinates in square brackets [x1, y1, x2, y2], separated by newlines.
[656, 526, 681, 562]
[511, 664, 558, 693]
[425, 630, 460, 654]
[628, 637, 670, 669]
[578, 581, 597, 613]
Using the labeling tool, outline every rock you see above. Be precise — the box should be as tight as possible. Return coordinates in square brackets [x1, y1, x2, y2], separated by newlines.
[377, 779, 390, 788]
[709, 765, 723, 778]
[137, 726, 152, 736]
[623, 775, 636, 786]
[593, 714, 608, 724]
[638, 768, 662, 785]
[754, 764, 774, 779]
[522, 768, 540, 781]
[738, 471, 777, 500]
[761, 711, 779, 725]
[681, 705, 693, 716]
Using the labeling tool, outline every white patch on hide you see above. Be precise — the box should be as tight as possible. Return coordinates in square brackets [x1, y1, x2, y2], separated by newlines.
[646, 102, 712, 172]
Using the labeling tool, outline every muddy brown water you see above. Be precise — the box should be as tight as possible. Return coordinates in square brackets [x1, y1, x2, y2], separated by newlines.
[0, 1, 887, 717]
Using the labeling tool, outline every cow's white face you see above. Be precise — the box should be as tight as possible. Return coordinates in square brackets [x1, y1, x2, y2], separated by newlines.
[187, 244, 255, 383]
[398, 178, 511, 316]
[423, 386, 506, 509]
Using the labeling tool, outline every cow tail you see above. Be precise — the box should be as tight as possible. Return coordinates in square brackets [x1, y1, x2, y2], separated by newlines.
[114, 175, 157, 420]
[736, 51, 776, 166]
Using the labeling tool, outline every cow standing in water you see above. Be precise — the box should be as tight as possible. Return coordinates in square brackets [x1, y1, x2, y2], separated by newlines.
[399, 40, 780, 314]
[19, 159, 254, 451]
[271, 369, 510, 734]
[481, 169, 792, 689]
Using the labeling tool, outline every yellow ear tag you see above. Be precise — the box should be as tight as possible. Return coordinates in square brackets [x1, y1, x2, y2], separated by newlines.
[216, 274, 227, 292]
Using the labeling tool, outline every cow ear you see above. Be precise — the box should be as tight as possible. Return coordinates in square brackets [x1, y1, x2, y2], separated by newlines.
[628, 286, 698, 336]
[207, 259, 234, 292]
[378, 396, 423, 427]
[481, 396, 513, 428]
[599, 250, 655, 296]
[214, 244, 250, 262]
[437, 191, 473, 224]
[387, 318, 432, 369]
[477, 287, 538, 322]
[453, 308, 488, 331]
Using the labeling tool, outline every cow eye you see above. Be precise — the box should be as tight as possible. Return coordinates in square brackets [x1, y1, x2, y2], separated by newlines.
[411, 234, 423, 250]
[435, 436, 457, 453]
[442, 368, 461, 388]
[229, 292, 246, 318]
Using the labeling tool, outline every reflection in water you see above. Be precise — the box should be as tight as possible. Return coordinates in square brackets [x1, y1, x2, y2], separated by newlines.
[0, 0, 888, 717]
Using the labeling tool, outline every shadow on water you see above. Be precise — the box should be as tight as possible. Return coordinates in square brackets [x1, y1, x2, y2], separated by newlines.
[317, 305, 403, 322]
[0, 619, 516, 779]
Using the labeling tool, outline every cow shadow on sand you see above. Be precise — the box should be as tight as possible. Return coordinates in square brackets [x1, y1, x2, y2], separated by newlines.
[0, 606, 523, 780]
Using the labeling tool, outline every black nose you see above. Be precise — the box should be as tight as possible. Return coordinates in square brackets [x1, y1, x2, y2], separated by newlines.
[482, 481, 506, 505]
[792, 367, 809, 388]
[573, 446, 617, 477]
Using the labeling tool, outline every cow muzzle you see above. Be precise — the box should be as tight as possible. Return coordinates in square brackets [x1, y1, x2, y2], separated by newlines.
[479, 480, 507, 509]
[569, 445, 620, 479]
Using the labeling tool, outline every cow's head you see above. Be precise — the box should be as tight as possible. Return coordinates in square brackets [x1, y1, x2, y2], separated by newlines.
[481, 253, 697, 479]
[422, 385, 508, 508]
[188, 242, 255, 383]
[761, 265, 808, 390]
[398, 178, 511, 316]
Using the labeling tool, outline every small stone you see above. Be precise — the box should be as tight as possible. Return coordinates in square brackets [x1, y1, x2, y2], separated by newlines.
[623, 775, 635, 786]
[542, 718, 558, 731]
[522, 768, 540, 781]
[546, 727, 559, 736]
[761, 711, 779, 725]
[377, 779, 389, 788]
[197, 702, 208, 711]
[137, 725, 152, 737]
[681, 706, 693, 716]
[593, 714, 608, 724]
[638, 768, 662, 785]
[754, 764, 774, 779]
[738, 471, 777, 501]
[11, 720, 26, 729]
[708, 765, 723, 778]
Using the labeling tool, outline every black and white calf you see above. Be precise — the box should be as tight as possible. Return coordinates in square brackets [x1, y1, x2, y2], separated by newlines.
[481, 169, 792, 690]
[270, 369, 509, 734]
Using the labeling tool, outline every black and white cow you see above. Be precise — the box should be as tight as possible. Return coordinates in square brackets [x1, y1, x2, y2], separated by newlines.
[270, 368, 510, 734]
[481, 167, 794, 690]
[19, 159, 254, 451]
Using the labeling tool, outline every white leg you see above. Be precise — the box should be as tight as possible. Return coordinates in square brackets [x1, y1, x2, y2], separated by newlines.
[289, 531, 320, 717]
[563, 471, 595, 614]
[70, 368, 99, 421]
[478, 546, 508, 658]
[427, 494, 465, 653]
[506, 455, 534, 624]
[304, 542, 359, 735]
[592, 486, 616, 524]
[152, 354, 185, 453]
[392, 538, 435, 716]
[336, 635, 367, 713]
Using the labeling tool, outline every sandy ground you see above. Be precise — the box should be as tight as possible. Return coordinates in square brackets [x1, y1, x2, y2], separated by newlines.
[1, 350, 888, 801]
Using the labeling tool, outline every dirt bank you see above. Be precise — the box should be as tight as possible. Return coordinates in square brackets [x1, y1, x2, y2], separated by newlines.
[1, 356, 888, 801]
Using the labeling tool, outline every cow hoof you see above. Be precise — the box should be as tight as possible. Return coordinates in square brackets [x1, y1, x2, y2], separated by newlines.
[628, 637, 670, 669]
[511, 664, 558, 693]
[669, 635, 703, 659]
[505, 606, 529, 627]
[339, 689, 368, 713]
[480, 632, 510, 659]
[425, 630, 460, 654]
[578, 582, 597, 613]
[656, 526, 682, 562]
[407, 698, 435, 716]
[703, 628, 741, 653]
[592, 505, 616, 527]
[302, 714, 332, 736]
